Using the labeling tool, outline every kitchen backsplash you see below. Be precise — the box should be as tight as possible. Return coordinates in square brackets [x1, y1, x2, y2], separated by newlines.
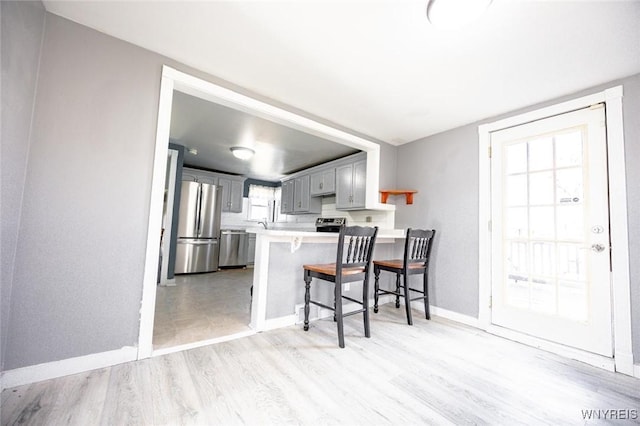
[221, 197, 395, 230]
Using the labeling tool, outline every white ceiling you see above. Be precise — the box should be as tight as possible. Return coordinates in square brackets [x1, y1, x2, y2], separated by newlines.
[170, 91, 359, 180]
[43, 0, 640, 145]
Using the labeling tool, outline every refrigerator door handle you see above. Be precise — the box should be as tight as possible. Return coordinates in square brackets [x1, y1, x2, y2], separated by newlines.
[177, 239, 218, 245]
[195, 184, 202, 236]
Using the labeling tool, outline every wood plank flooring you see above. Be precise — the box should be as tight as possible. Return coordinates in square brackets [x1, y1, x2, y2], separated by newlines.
[3, 305, 639, 425]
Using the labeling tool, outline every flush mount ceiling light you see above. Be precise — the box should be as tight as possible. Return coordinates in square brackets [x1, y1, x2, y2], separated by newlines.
[230, 146, 255, 160]
[187, 147, 198, 155]
[426, 0, 492, 29]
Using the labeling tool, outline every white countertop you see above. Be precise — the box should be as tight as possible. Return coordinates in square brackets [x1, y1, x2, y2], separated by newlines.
[246, 227, 405, 239]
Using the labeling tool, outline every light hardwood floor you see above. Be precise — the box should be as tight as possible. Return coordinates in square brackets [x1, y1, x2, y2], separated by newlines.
[3, 306, 639, 425]
[153, 268, 253, 350]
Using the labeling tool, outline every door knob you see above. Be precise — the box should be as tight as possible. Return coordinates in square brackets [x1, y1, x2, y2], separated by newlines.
[591, 243, 606, 253]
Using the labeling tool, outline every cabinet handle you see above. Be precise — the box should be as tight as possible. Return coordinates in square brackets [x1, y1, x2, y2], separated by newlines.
[319, 182, 323, 190]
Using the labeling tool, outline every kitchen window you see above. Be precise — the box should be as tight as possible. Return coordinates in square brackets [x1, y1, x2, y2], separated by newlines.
[247, 184, 283, 222]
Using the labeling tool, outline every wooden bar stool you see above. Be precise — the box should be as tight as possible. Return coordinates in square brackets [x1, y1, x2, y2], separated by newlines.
[303, 225, 378, 348]
[373, 228, 436, 325]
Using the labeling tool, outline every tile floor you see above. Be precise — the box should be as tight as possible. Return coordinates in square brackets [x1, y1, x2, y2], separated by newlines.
[152, 268, 253, 349]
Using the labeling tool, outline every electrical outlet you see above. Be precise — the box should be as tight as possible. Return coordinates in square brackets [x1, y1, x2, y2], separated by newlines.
[366, 216, 372, 222]
[344, 283, 350, 291]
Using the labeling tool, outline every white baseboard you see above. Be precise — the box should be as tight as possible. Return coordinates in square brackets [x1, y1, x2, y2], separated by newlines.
[634, 363, 640, 379]
[412, 303, 480, 328]
[263, 314, 297, 330]
[1, 346, 138, 390]
[288, 296, 480, 330]
[614, 351, 635, 376]
[487, 325, 616, 372]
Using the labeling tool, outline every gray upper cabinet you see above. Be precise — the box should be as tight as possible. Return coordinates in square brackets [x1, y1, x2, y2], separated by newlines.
[309, 168, 336, 196]
[336, 159, 366, 210]
[281, 175, 321, 214]
[182, 169, 217, 185]
[218, 177, 244, 213]
[183, 168, 243, 212]
[294, 175, 321, 213]
[280, 179, 295, 214]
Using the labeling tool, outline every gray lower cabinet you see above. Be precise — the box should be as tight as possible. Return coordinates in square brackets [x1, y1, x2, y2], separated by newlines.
[336, 159, 366, 210]
[309, 168, 336, 196]
[219, 177, 244, 213]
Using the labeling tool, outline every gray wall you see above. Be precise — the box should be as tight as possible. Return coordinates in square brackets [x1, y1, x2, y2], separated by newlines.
[395, 126, 479, 316]
[2, 11, 398, 370]
[395, 73, 640, 362]
[1, 1, 46, 371]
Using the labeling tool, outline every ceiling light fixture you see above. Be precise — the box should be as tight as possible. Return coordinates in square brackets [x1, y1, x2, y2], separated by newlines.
[426, 0, 492, 30]
[230, 146, 255, 160]
[187, 147, 198, 155]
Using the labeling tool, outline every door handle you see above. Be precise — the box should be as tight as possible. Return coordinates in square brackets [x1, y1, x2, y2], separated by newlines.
[591, 243, 606, 253]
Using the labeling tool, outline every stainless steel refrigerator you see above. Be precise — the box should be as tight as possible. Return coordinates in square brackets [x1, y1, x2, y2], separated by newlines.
[174, 181, 222, 274]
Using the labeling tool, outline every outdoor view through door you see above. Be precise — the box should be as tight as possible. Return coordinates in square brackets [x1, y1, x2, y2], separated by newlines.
[490, 105, 613, 357]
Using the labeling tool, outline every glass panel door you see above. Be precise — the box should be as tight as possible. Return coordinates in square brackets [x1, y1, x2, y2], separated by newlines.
[490, 106, 612, 356]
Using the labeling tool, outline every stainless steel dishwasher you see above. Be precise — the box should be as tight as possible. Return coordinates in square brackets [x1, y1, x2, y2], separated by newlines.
[218, 230, 248, 267]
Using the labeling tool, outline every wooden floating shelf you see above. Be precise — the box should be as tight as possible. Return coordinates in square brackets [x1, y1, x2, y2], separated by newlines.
[379, 189, 418, 205]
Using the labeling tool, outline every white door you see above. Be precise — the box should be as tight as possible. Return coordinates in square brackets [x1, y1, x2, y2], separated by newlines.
[490, 105, 612, 356]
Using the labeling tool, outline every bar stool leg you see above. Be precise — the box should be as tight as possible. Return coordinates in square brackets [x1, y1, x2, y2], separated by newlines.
[395, 273, 401, 308]
[363, 277, 370, 338]
[335, 279, 345, 348]
[373, 266, 380, 313]
[403, 271, 413, 326]
[423, 270, 431, 320]
[304, 271, 311, 331]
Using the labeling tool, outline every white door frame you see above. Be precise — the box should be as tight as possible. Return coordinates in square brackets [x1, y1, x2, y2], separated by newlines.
[137, 66, 385, 359]
[478, 86, 633, 375]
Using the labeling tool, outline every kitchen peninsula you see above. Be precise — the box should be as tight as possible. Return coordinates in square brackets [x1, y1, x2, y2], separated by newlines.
[247, 227, 404, 332]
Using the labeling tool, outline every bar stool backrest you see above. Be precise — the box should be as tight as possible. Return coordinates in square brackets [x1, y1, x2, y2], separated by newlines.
[403, 228, 436, 270]
[336, 225, 379, 275]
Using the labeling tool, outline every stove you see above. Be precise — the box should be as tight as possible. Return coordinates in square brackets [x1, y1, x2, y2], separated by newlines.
[315, 217, 346, 233]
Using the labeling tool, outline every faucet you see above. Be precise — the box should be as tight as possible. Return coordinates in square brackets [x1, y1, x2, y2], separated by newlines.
[258, 220, 268, 229]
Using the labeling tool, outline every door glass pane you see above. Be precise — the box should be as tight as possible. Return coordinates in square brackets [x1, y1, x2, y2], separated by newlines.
[505, 207, 528, 238]
[529, 206, 554, 239]
[506, 241, 528, 275]
[506, 175, 527, 206]
[531, 242, 555, 277]
[557, 205, 584, 240]
[505, 142, 527, 174]
[555, 130, 583, 168]
[557, 243, 586, 281]
[556, 168, 583, 204]
[531, 278, 556, 314]
[528, 137, 553, 171]
[506, 277, 529, 309]
[529, 171, 554, 205]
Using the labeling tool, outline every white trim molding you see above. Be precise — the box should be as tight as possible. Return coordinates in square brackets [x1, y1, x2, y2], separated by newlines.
[477, 86, 633, 376]
[140, 65, 388, 358]
[1, 346, 137, 390]
[151, 330, 256, 357]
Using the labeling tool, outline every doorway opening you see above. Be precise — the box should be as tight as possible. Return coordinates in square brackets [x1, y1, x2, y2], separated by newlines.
[138, 66, 384, 358]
